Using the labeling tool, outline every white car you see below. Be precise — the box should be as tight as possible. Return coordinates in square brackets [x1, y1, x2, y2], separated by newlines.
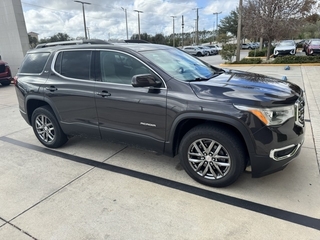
[273, 40, 296, 57]
[182, 46, 205, 56]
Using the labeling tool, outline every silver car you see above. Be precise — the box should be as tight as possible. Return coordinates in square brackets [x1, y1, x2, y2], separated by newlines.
[182, 46, 205, 57]
[274, 40, 296, 57]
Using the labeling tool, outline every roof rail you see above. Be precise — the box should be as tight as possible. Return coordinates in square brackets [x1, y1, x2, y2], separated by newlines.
[124, 39, 150, 43]
[35, 39, 110, 48]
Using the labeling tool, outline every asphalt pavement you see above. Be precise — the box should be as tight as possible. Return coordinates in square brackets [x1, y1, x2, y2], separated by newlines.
[0, 56, 319, 239]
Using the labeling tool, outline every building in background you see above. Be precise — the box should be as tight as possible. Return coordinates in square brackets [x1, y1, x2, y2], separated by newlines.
[0, 0, 29, 76]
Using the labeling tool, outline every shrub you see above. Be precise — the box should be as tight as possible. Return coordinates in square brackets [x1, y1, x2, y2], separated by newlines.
[220, 44, 237, 62]
[233, 58, 262, 64]
[273, 55, 320, 64]
[248, 47, 275, 57]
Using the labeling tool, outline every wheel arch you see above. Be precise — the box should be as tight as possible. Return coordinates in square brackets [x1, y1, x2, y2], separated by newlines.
[25, 96, 58, 124]
[165, 113, 255, 160]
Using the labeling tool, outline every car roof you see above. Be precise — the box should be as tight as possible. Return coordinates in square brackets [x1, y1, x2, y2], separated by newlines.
[28, 42, 173, 54]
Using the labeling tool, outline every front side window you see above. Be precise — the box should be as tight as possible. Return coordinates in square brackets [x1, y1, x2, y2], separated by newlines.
[141, 48, 220, 81]
[54, 51, 91, 80]
[100, 51, 151, 84]
[20, 52, 50, 74]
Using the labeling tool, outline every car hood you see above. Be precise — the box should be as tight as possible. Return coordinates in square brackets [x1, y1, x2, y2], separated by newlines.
[309, 44, 320, 49]
[275, 45, 295, 50]
[189, 69, 302, 107]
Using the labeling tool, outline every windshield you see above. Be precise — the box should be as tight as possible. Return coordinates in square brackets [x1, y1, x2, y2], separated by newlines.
[278, 41, 295, 46]
[140, 48, 220, 81]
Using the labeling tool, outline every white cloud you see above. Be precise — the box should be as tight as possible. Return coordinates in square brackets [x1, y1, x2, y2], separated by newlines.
[22, 0, 238, 40]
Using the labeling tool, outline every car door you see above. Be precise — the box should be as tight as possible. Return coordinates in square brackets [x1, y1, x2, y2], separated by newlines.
[94, 50, 167, 152]
[44, 49, 100, 137]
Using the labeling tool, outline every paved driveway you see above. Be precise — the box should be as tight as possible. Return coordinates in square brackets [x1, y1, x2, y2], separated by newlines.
[0, 63, 319, 239]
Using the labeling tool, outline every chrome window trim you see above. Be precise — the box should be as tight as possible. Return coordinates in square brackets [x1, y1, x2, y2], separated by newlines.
[50, 48, 167, 89]
[51, 49, 94, 82]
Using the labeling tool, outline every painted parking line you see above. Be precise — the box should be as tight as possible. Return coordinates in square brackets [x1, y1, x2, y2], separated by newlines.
[1, 136, 319, 231]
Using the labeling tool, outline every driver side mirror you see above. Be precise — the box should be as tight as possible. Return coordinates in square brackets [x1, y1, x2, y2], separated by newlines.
[131, 74, 162, 88]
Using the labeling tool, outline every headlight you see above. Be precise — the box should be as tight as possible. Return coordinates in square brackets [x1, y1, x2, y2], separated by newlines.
[234, 104, 295, 126]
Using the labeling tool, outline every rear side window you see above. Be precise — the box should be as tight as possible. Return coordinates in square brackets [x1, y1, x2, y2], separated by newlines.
[54, 51, 91, 80]
[20, 52, 50, 74]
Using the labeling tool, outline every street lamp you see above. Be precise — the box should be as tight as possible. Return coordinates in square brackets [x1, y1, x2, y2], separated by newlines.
[171, 16, 176, 47]
[213, 12, 222, 31]
[134, 10, 143, 40]
[213, 11, 222, 43]
[121, 7, 129, 40]
[74, 1, 91, 40]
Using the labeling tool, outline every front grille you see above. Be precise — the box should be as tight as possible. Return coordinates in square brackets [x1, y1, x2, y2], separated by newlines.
[295, 95, 305, 127]
[0, 64, 5, 73]
[278, 50, 292, 54]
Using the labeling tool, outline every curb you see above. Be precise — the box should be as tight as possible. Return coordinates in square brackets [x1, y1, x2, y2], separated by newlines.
[220, 63, 320, 67]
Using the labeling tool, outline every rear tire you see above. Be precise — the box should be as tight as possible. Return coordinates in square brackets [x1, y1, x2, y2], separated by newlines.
[31, 106, 68, 148]
[179, 125, 246, 187]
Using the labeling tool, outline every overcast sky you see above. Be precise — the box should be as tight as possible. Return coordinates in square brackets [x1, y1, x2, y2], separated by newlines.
[22, 0, 239, 40]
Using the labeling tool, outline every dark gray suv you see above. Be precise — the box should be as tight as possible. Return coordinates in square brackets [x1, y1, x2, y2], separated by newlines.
[15, 40, 305, 187]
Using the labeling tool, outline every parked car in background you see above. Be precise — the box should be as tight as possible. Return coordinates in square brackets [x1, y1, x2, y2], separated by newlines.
[182, 46, 205, 56]
[250, 42, 260, 49]
[207, 45, 221, 53]
[241, 43, 253, 49]
[305, 39, 320, 56]
[200, 46, 218, 55]
[273, 40, 296, 57]
[0, 59, 13, 86]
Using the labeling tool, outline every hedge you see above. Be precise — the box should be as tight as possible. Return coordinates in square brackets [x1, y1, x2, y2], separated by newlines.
[232, 58, 262, 64]
[273, 55, 320, 64]
[248, 47, 275, 57]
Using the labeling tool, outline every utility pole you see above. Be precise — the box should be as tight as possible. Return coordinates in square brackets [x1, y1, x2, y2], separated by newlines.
[134, 10, 143, 40]
[193, 8, 201, 45]
[236, 0, 242, 62]
[74, 1, 91, 40]
[171, 16, 176, 47]
[121, 7, 129, 40]
[181, 15, 184, 48]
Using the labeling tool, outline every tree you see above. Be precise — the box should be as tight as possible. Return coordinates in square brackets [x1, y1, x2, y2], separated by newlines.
[28, 35, 38, 49]
[218, 10, 239, 37]
[39, 33, 73, 43]
[242, 0, 316, 59]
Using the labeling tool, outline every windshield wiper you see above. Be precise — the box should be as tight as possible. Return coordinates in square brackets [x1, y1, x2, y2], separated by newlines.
[188, 77, 210, 82]
[188, 72, 222, 82]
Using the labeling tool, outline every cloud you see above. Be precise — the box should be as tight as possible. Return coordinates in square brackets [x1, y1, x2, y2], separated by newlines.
[22, 0, 238, 40]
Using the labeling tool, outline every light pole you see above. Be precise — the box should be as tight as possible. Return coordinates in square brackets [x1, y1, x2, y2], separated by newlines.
[74, 1, 91, 40]
[121, 7, 129, 40]
[87, 27, 90, 39]
[213, 12, 222, 43]
[171, 16, 176, 47]
[134, 10, 143, 40]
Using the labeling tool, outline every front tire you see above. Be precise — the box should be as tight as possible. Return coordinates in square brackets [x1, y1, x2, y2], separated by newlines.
[31, 106, 68, 148]
[179, 125, 246, 187]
